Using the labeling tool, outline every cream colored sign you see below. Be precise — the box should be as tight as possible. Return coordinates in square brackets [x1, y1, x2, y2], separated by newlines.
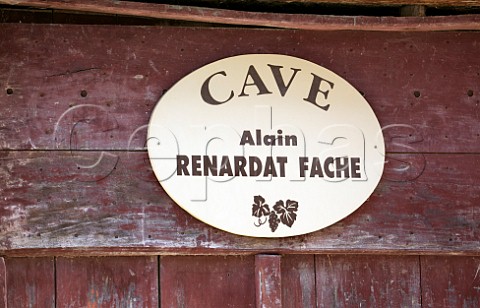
[148, 54, 385, 237]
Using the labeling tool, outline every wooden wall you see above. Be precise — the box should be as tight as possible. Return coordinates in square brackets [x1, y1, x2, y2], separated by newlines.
[2, 255, 480, 306]
[2, 24, 480, 255]
[1, 15, 480, 307]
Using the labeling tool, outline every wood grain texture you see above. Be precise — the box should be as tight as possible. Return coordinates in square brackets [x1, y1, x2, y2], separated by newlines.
[5, 257, 55, 308]
[1, 24, 480, 255]
[1, 151, 479, 255]
[2, 1, 480, 31]
[1, 25, 480, 153]
[281, 255, 316, 308]
[2, 0, 480, 7]
[255, 255, 282, 308]
[421, 256, 480, 307]
[160, 255, 255, 307]
[315, 255, 421, 307]
[56, 256, 158, 307]
[0, 258, 6, 308]
[272, 0, 480, 4]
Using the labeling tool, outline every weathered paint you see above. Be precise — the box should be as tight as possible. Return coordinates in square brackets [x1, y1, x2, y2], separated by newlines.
[0, 258, 6, 308]
[160, 256, 256, 307]
[1, 25, 480, 255]
[316, 255, 421, 307]
[421, 256, 480, 307]
[5, 257, 55, 308]
[255, 255, 282, 308]
[56, 256, 158, 307]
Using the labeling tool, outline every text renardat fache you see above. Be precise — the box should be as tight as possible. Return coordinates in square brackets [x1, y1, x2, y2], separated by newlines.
[175, 63, 363, 179]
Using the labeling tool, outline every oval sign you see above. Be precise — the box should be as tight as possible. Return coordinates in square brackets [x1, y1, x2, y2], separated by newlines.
[148, 54, 385, 238]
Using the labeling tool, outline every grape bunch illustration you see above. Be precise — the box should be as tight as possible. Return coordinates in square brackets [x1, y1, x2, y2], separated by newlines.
[252, 195, 298, 232]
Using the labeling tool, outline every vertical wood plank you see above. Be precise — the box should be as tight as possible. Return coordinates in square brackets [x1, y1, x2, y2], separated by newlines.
[281, 255, 316, 308]
[161, 256, 255, 307]
[255, 255, 282, 308]
[56, 256, 158, 307]
[0, 258, 6, 308]
[5, 257, 55, 308]
[316, 255, 421, 307]
[421, 256, 480, 307]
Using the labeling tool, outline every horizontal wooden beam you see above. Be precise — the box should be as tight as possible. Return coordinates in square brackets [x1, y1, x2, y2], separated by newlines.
[1, 25, 480, 153]
[2, 0, 480, 31]
[251, 0, 480, 6]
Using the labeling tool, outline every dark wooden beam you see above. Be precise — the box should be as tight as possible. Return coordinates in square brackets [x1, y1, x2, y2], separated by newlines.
[2, 0, 480, 31]
[400, 5, 427, 16]
[255, 0, 480, 5]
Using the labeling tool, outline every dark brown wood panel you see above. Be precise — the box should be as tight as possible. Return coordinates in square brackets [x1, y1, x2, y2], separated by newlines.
[315, 255, 421, 307]
[421, 256, 480, 307]
[5, 257, 55, 307]
[1, 25, 480, 153]
[281, 255, 316, 308]
[160, 255, 255, 307]
[0, 258, 6, 308]
[56, 256, 158, 307]
[1, 151, 480, 255]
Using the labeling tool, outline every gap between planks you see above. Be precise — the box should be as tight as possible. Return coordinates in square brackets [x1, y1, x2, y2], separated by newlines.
[1, 0, 480, 31]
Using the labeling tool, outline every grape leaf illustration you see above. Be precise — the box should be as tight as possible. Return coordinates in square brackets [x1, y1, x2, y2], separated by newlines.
[268, 212, 280, 232]
[273, 199, 298, 227]
[252, 195, 270, 218]
[252, 196, 299, 232]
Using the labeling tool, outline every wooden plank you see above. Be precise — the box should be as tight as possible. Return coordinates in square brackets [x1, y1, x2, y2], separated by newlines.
[56, 256, 158, 307]
[1, 1, 480, 31]
[160, 256, 255, 307]
[315, 255, 421, 307]
[0, 258, 6, 308]
[421, 256, 480, 307]
[1, 24, 480, 255]
[1, 151, 480, 255]
[255, 255, 282, 308]
[281, 255, 316, 308]
[5, 257, 55, 307]
[0, 8, 53, 23]
[1, 25, 480, 153]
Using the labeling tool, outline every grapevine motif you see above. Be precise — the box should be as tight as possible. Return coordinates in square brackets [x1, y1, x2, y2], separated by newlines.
[252, 195, 298, 232]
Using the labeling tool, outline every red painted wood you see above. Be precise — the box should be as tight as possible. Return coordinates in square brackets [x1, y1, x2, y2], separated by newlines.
[1, 25, 480, 153]
[56, 256, 158, 307]
[281, 255, 315, 308]
[421, 256, 480, 307]
[0, 258, 6, 308]
[1, 0, 480, 31]
[1, 151, 479, 255]
[255, 255, 282, 308]
[315, 255, 421, 307]
[160, 256, 255, 307]
[1, 24, 480, 255]
[5, 257, 55, 307]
